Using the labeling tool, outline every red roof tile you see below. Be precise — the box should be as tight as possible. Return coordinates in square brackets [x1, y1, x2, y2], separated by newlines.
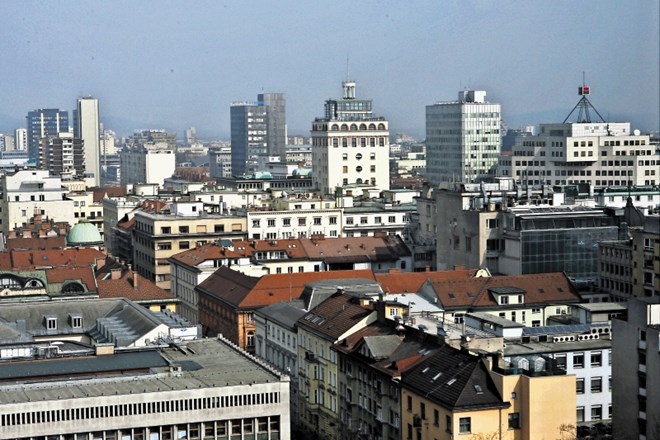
[427, 272, 580, 310]
[0, 248, 106, 271]
[376, 269, 477, 294]
[97, 271, 175, 302]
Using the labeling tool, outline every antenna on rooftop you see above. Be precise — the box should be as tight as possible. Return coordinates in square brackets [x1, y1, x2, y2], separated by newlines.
[346, 53, 350, 81]
[563, 72, 606, 124]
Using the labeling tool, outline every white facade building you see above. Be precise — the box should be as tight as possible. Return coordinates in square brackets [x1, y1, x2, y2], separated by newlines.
[311, 81, 390, 196]
[120, 144, 176, 187]
[426, 90, 501, 185]
[14, 128, 27, 151]
[76, 97, 101, 186]
[0, 169, 75, 234]
[503, 121, 657, 188]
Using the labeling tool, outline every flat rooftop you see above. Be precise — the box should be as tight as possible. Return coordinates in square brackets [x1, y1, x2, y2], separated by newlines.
[0, 336, 285, 405]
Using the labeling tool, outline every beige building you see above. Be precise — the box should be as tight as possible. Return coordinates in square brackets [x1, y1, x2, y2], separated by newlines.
[132, 200, 247, 289]
[311, 80, 390, 196]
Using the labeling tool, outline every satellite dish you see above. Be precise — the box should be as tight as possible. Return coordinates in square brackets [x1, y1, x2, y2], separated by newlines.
[634, 129, 640, 136]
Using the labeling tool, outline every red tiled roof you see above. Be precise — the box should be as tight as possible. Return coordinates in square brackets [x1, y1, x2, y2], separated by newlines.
[376, 269, 477, 294]
[428, 272, 580, 310]
[45, 266, 98, 293]
[243, 269, 377, 308]
[91, 186, 127, 203]
[97, 271, 175, 302]
[195, 267, 377, 310]
[5, 236, 67, 251]
[0, 248, 106, 271]
[299, 235, 411, 263]
[169, 239, 307, 267]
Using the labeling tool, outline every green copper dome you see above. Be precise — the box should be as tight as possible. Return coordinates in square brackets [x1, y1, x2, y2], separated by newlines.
[67, 220, 103, 247]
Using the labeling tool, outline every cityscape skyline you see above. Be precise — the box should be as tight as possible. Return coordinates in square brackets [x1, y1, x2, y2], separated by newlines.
[0, 1, 658, 139]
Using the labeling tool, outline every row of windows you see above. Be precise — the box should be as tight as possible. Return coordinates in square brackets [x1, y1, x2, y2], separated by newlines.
[0, 392, 281, 427]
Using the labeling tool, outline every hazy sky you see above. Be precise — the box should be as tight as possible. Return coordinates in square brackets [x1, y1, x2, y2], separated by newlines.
[1, 1, 658, 139]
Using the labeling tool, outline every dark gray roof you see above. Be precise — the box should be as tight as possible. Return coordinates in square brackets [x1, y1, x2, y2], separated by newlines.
[0, 350, 168, 382]
[402, 346, 508, 411]
[256, 301, 307, 329]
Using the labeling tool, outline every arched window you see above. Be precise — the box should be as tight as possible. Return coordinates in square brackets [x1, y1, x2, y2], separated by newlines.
[331, 124, 339, 131]
[340, 124, 348, 131]
[25, 278, 45, 289]
[0, 275, 22, 289]
[359, 124, 367, 131]
[62, 282, 85, 294]
[350, 124, 358, 131]
[377, 123, 386, 130]
[368, 123, 376, 130]
[247, 331, 255, 348]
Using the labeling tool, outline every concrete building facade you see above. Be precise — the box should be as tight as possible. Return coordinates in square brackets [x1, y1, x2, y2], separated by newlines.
[426, 90, 501, 185]
[26, 108, 68, 161]
[311, 81, 390, 196]
[75, 97, 101, 186]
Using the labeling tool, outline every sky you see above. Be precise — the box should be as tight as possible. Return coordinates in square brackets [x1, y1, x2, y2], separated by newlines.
[1, 1, 658, 140]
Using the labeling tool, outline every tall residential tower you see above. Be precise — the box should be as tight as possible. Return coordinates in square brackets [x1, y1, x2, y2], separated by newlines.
[311, 80, 390, 196]
[426, 90, 501, 185]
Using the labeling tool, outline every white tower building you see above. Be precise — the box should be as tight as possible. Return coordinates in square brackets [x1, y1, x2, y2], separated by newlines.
[14, 128, 27, 151]
[76, 97, 101, 186]
[311, 80, 390, 196]
[426, 90, 501, 185]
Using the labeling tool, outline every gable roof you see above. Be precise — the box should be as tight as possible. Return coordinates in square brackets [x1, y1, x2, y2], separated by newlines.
[297, 292, 374, 341]
[427, 272, 580, 310]
[376, 268, 477, 295]
[169, 242, 245, 268]
[0, 248, 106, 271]
[299, 235, 411, 264]
[402, 346, 508, 411]
[246, 270, 377, 309]
[97, 271, 175, 303]
[195, 267, 260, 308]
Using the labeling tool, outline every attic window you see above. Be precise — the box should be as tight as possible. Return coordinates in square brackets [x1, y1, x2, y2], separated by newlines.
[45, 316, 57, 330]
[422, 367, 430, 374]
[448, 293, 455, 299]
[69, 313, 83, 329]
[446, 378, 457, 386]
[432, 372, 443, 381]
[473, 384, 483, 394]
[557, 287, 564, 292]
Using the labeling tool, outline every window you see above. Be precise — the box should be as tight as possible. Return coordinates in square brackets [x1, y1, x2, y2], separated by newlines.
[179, 226, 189, 233]
[576, 378, 584, 394]
[214, 224, 225, 232]
[329, 216, 337, 225]
[573, 353, 584, 368]
[388, 216, 396, 223]
[252, 220, 260, 228]
[46, 317, 57, 330]
[459, 417, 471, 434]
[555, 355, 567, 369]
[157, 242, 172, 250]
[500, 296, 509, 305]
[267, 219, 276, 227]
[591, 352, 602, 367]
[406, 396, 412, 411]
[161, 227, 171, 234]
[283, 218, 291, 226]
[446, 415, 452, 433]
[420, 402, 426, 419]
[508, 412, 520, 429]
[591, 405, 602, 420]
[487, 218, 499, 228]
[313, 217, 321, 225]
[591, 377, 602, 393]
[433, 409, 439, 426]
[298, 218, 306, 226]
[179, 241, 190, 250]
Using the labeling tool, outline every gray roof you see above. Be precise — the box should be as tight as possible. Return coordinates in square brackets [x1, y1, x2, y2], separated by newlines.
[574, 302, 628, 312]
[0, 337, 285, 405]
[362, 335, 403, 360]
[256, 301, 307, 329]
[467, 312, 525, 328]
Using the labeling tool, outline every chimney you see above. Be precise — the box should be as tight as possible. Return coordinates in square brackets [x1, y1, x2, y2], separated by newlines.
[376, 293, 387, 323]
[110, 268, 122, 280]
[132, 272, 139, 290]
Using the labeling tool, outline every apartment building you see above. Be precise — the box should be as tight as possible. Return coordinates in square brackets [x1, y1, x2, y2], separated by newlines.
[0, 169, 75, 234]
[296, 291, 377, 440]
[132, 200, 247, 289]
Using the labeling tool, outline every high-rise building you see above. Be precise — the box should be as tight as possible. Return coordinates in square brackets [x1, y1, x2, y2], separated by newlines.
[37, 132, 85, 177]
[426, 90, 501, 185]
[14, 128, 27, 150]
[26, 109, 69, 161]
[75, 97, 101, 186]
[119, 130, 176, 187]
[0, 133, 14, 151]
[230, 93, 286, 176]
[259, 93, 287, 160]
[310, 80, 390, 196]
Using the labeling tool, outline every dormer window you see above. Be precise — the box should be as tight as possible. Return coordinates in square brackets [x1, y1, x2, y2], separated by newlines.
[69, 313, 83, 329]
[45, 315, 57, 330]
[500, 296, 509, 305]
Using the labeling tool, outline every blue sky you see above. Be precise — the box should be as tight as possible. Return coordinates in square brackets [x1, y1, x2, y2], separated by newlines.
[1, 1, 658, 139]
